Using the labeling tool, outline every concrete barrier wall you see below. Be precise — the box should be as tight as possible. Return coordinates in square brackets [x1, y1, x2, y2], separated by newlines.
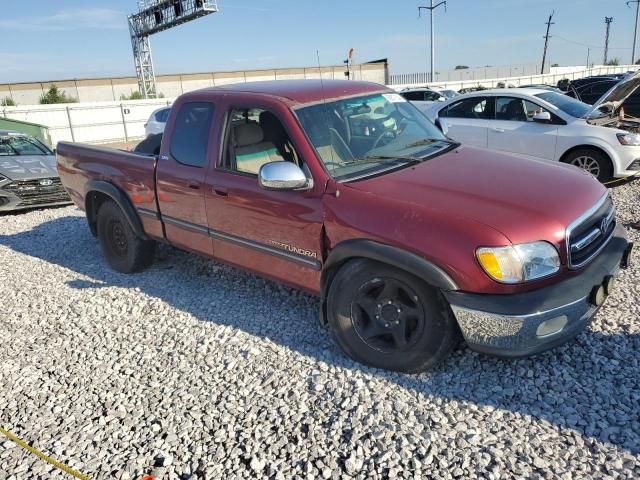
[6, 62, 629, 147]
[391, 64, 639, 91]
[2, 99, 172, 145]
[0, 62, 388, 105]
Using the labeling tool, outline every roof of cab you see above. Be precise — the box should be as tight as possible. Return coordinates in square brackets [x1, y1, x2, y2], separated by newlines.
[194, 79, 390, 105]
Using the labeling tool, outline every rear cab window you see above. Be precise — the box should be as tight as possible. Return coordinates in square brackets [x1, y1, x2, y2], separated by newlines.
[170, 102, 215, 167]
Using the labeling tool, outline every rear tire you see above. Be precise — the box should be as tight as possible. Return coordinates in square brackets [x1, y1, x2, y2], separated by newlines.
[327, 259, 460, 373]
[96, 200, 155, 273]
[563, 148, 613, 182]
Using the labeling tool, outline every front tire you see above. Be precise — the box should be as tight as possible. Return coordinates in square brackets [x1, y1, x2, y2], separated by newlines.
[564, 148, 613, 182]
[96, 200, 155, 273]
[327, 259, 460, 373]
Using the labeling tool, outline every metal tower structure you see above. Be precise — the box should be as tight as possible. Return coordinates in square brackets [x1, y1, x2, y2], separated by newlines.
[127, 0, 219, 98]
[604, 17, 614, 65]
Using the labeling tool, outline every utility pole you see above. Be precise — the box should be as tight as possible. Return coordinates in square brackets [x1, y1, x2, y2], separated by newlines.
[586, 47, 590, 68]
[418, 1, 447, 83]
[604, 17, 613, 65]
[628, 1, 640, 64]
[541, 11, 554, 74]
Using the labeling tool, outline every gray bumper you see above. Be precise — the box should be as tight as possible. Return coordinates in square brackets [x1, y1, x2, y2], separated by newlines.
[0, 177, 71, 212]
[444, 226, 631, 357]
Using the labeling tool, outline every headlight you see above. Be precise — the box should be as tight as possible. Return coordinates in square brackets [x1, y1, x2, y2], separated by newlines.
[617, 133, 640, 146]
[477, 241, 560, 283]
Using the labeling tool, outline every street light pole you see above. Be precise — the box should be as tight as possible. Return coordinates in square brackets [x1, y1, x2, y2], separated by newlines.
[419, 1, 447, 83]
[629, 1, 640, 64]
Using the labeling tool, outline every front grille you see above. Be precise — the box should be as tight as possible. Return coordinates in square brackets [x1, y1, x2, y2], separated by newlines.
[3, 178, 70, 207]
[567, 195, 616, 269]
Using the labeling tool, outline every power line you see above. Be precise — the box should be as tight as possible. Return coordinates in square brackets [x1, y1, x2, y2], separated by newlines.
[604, 17, 614, 64]
[541, 11, 554, 74]
[418, 1, 447, 83]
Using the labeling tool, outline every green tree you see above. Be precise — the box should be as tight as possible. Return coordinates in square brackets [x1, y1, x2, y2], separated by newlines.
[1, 97, 16, 107]
[454, 65, 469, 70]
[39, 85, 77, 104]
[551, 63, 559, 67]
[605, 58, 620, 66]
[120, 91, 144, 100]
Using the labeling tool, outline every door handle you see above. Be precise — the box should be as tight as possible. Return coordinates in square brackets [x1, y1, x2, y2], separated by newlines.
[493, 128, 505, 133]
[213, 187, 228, 197]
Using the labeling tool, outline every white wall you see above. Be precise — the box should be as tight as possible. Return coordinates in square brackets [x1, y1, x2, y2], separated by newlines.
[2, 99, 173, 145]
[391, 64, 638, 91]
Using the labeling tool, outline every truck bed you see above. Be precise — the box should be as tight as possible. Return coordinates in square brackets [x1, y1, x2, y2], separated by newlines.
[56, 141, 163, 240]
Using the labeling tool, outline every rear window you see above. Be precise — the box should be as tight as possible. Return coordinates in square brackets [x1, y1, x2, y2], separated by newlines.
[155, 108, 170, 122]
[170, 102, 214, 167]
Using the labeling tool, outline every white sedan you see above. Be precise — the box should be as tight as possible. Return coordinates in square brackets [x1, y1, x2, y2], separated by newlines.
[144, 106, 171, 137]
[425, 75, 640, 181]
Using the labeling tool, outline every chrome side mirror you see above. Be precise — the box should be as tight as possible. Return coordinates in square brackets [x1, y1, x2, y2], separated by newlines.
[532, 111, 552, 123]
[258, 161, 312, 191]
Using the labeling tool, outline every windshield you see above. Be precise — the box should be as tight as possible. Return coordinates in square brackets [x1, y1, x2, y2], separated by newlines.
[295, 92, 451, 181]
[0, 135, 53, 156]
[534, 92, 591, 118]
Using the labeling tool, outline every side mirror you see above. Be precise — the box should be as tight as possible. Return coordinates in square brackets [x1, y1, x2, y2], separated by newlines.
[436, 117, 449, 136]
[532, 111, 552, 123]
[259, 161, 312, 191]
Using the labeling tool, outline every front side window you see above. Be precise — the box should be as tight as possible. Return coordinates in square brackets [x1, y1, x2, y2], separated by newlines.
[423, 91, 443, 102]
[221, 107, 300, 176]
[0, 135, 52, 156]
[495, 97, 552, 121]
[441, 97, 489, 119]
[170, 102, 214, 167]
[296, 92, 452, 181]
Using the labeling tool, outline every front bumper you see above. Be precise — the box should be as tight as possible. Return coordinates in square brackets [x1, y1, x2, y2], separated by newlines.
[0, 177, 71, 212]
[444, 225, 632, 357]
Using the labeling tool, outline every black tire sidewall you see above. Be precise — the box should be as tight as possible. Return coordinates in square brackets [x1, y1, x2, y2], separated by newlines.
[327, 259, 458, 373]
[566, 148, 613, 182]
[97, 201, 140, 273]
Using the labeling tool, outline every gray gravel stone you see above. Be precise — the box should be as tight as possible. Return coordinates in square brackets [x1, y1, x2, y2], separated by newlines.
[0, 181, 639, 478]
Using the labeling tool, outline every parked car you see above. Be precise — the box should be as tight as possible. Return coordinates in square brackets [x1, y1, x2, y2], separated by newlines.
[144, 106, 171, 137]
[426, 73, 640, 181]
[57, 80, 632, 372]
[399, 87, 456, 114]
[516, 84, 561, 92]
[0, 130, 71, 211]
[566, 74, 640, 118]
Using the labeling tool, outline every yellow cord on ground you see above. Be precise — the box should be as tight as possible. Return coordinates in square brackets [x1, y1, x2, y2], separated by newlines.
[0, 426, 90, 480]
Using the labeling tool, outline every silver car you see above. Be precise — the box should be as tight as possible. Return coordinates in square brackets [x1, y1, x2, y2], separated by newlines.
[0, 130, 71, 212]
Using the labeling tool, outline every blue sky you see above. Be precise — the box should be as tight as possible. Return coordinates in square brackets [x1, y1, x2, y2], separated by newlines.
[3, 0, 640, 83]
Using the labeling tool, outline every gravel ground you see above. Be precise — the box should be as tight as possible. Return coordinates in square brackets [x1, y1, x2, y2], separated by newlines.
[0, 182, 639, 479]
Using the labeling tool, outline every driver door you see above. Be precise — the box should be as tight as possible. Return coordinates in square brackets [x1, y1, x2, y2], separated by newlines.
[204, 99, 325, 291]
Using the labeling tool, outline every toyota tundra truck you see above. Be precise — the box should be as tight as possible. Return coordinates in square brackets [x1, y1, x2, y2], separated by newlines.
[56, 80, 633, 372]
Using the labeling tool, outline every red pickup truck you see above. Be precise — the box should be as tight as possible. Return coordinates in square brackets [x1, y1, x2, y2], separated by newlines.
[57, 80, 633, 372]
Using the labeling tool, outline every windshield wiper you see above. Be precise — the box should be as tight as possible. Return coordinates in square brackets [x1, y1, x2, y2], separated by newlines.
[402, 138, 451, 149]
[349, 155, 423, 166]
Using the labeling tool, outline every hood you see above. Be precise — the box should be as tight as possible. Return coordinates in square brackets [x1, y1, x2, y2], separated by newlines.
[0, 155, 58, 181]
[344, 146, 606, 246]
[586, 71, 640, 119]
